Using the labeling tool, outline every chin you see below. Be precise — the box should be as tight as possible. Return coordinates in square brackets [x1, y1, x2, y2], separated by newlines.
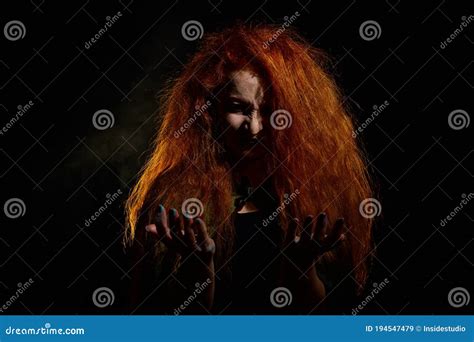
[240, 148, 266, 161]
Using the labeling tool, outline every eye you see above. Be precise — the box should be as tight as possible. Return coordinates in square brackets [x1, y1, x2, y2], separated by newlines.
[225, 101, 247, 114]
[260, 103, 271, 117]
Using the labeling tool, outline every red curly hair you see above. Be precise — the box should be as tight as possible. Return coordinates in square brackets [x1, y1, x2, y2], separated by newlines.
[125, 24, 374, 290]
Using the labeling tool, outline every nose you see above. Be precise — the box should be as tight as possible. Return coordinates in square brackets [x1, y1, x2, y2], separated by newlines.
[246, 110, 263, 136]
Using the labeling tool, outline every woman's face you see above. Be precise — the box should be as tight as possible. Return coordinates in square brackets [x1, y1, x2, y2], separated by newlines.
[217, 70, 268, 161]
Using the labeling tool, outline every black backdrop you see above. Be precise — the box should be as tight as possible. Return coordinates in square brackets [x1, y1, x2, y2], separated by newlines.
[0, 0, 472, 314]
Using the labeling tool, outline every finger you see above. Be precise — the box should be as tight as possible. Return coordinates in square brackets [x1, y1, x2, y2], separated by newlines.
[145, 223, 158, 236]
[301, 215, 314, 243]
[324, 218, 345, 251]
[150, 205, 173, 246]
[169, 208, 185, 243]
[146, 222, 173, 246]
[184, 217, 197, 248]
[182, 214, 194, 244]
[167, 207, 177, 231]
[193, 218, 210, 247]
[156, 220, 172, 244]
[153, 204, 171, 241]
[285, 217, 298, 245]
[314, 212, 328, 244]
[183, 214, 192, 231]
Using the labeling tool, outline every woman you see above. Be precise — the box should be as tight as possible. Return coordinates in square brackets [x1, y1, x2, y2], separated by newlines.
[125, 24, 374, 314]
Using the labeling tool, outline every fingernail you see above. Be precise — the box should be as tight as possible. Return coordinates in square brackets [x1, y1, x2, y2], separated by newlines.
[158, 204, 165, 213]
[317, 212, 327, 223]
[170, 208, 178, 217]
[145, 224, 152, 232]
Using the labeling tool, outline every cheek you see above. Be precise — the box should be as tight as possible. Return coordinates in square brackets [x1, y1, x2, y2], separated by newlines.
[225, 114, 245, 130]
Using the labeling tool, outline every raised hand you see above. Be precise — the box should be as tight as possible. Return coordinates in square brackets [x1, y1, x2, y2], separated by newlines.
[282, 212, 347, 272]
[145, 204, 215, 263]
[145, 204, 216, 311]
[278, 212, 347, 311]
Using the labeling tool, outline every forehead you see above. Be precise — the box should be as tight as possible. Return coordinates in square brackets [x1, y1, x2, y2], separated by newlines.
[225, 70, 264, 103]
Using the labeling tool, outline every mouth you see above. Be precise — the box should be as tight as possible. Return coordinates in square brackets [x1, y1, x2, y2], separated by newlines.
[240, 137, 260, 149]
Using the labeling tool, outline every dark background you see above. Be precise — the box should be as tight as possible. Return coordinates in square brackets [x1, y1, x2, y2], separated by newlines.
[0, 0, 472, 314]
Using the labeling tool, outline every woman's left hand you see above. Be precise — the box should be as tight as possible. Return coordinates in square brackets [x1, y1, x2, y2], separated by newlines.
[276, 213, 347, 311]
[281, 212, 347, 277]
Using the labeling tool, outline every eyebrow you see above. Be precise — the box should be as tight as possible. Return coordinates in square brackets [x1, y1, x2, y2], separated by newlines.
[227, 95, 265, 107]
[228, 96, 250, 103]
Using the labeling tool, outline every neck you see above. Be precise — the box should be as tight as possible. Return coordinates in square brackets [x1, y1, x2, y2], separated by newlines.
[232, 157, 267, 188]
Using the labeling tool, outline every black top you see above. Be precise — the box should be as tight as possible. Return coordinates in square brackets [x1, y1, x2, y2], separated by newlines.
[213, 208, 358, 314]
[226, 210, 284, 314]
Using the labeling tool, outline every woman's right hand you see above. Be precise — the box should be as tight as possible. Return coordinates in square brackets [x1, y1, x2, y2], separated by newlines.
[145, 204, 216, 311]
[145, 204, 216, 265]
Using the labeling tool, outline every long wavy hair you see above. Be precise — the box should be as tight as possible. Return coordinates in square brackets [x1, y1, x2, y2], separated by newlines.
[125, 24, 374, 291]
